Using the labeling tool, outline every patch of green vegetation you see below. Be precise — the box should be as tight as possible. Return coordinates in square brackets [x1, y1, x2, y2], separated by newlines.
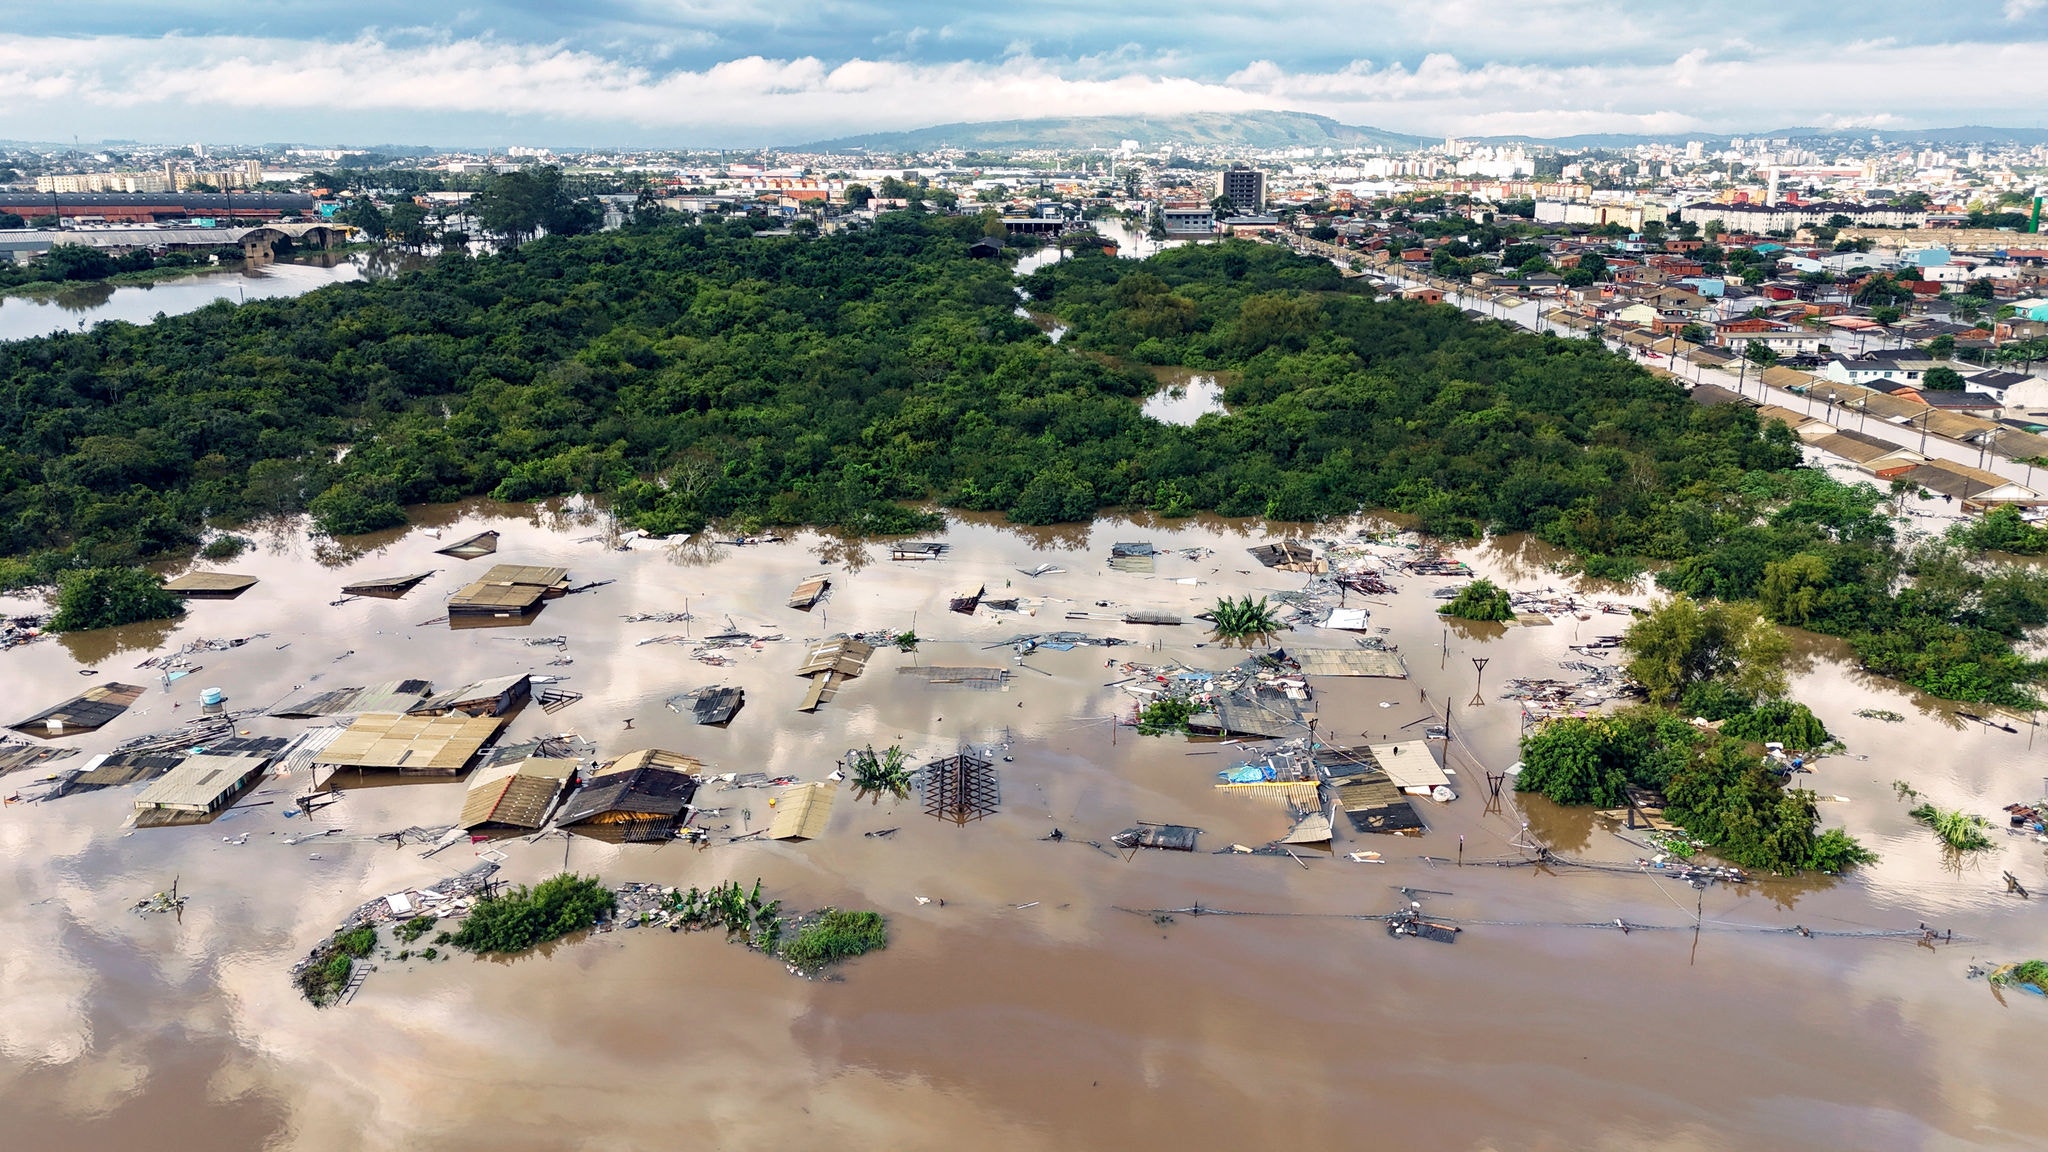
[893, 629, 919, 651]
[1993, 959, 2048, 993]
[847, 744, 912, 802]
[199, 534, 251, 560]
[1, 215, 2040, 705]
[1438, 578, 1513, 622]
[780, 909, 888, 971]
[450, 873, 615, 954]
[662, 879, 784, 951]
[1909, 804, 1994, 853]
[1720, 700, 1831, 749]
[393, 914, 438, 944]
[1137, 696, 1197, 736]
[1209, 594, 1281, 639]
[294, 925, 379, 1007]
[1517, 706, 1873, 874]
[1957, 505, 2048, 556]
[49, 567, 184, 632]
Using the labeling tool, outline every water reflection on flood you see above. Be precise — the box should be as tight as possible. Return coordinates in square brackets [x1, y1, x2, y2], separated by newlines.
[0, 506, 2043, 1150]
[0, 250, 427, 343]
[1139, 371, 1227, 426]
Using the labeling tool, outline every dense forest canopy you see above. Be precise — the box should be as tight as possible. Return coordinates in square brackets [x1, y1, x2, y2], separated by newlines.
[0, 214, 2039, 700]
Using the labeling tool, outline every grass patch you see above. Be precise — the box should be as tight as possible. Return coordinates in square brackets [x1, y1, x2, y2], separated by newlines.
[450, 873, 616, 954]
[294, 925, 378, 1007]
[393, 914, 437, 944]
[1994, 959, 2048, 993]
[1909, 804, 1994, 853]
[780, 909, 888, 972]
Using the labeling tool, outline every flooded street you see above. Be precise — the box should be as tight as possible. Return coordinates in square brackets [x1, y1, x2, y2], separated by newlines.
[2, 508, 2044, 1150]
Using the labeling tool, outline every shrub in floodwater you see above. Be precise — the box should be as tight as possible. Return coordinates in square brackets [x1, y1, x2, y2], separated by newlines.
[1437, 578, 1513, 622]
[1137, 695, 1197, 736]
[295, 925, 379, 1007]
[49, 567, 184, 632]
[450, 873, 615, 954]
[394, 914, 437, 944]
[200, 534, 251, 560]
[1720, 700, 1831, 748]
[1994, 960, 2048, 993]
[848, 744, 912, 801]
[1209, 594, 1281, 639]
[1909, 804, 1994, 853]
[780, 909, 887, 971]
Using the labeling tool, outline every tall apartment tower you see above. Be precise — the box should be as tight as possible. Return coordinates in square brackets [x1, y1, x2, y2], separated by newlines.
[1215, 166, 1266, 212]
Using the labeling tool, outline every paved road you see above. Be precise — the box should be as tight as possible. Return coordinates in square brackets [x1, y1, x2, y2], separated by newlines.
[1349, 256, 2042, 490]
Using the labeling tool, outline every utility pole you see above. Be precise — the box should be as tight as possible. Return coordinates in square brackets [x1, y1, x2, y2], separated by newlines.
[1469, 656, 1489, 707]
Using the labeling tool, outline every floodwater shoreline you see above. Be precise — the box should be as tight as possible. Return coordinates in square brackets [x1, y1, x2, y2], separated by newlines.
[1, 506, 2043, 1151]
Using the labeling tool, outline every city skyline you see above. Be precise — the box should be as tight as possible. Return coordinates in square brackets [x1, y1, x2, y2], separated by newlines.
[2, 1, 2047, 146]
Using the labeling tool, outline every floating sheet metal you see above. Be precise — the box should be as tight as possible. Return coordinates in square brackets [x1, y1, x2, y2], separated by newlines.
[435, 530, 500, 559]
[1192, 689, 1313, 739]
[898, 666, 1011, 690]
[1288, 648, 1406, 678]
[1248, 541, 1315, 568]
[1280, 812, 1334, 845]
[1320, 608, 1373, 632]
[13, 682, 146, 738]
[949, 585, 985, 614]
[271, 679, 434, 719]
[692, 686, 745, 725]
[767, 781, 838, 840]
[340, 572, 433, 598]
[890, 542, 948, 560]
[1113, 823, 1199, 851]
[162, 571, 258, 598]
[1123, 610, 1182, 626]
[795, 637, 877, 678]
[788, 574, 831, 610]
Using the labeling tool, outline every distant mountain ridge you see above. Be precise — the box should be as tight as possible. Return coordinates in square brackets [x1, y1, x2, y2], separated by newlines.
[797, 111, 1431, 153]
[798, 113, 2048, 155]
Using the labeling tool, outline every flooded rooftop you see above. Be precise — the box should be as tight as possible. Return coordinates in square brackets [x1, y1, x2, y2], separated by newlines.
[0, 503, 2043, 1150]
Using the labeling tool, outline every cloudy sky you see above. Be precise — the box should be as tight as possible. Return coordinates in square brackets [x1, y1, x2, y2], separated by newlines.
[4, 1, 2047, 147]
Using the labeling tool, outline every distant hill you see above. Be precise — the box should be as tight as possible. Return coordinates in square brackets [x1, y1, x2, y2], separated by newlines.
[798, 111, 1430, 153]
[1473, 125, 2048, 150]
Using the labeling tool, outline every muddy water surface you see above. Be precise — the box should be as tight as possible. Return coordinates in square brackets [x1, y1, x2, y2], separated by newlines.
[2, 510, 2043, 1150]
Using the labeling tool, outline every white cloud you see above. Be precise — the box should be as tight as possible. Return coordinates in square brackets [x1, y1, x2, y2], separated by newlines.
[2005, 0, 2045, 20]
[0, 30, 2044, 141]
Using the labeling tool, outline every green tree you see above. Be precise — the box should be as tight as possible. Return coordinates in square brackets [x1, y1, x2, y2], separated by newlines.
[341, 198, 387, 239]
[1922, 365, 1963, 390]
[848, 744, 912, 801]
[1623, 596, 1789, 703]
[50, 567, 185, 631]
[450, 873, 615, 953]
[1438, 578, 1513, 621]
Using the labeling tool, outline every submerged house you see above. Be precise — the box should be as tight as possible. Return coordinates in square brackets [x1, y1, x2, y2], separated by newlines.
[133, 751, 269, 821]
[311, 712, 504, 778]
[408, 675, 532, 718]
[459, 756, 576, 833]
[446, 564, 570, 619]
[555, 749, 702, 842]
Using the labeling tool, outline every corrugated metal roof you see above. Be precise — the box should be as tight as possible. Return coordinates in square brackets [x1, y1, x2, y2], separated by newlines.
[13, 682, 146, 737]
[1368, 741, 1449, 790]
[597, 748, 704, 776]
[767, 781, 837, 840]
[133, 752, 266, 811]
[460, 770, 564, 830]
[795, 637, 876, 677]
[271, 679, 434, 718]
[313, 712, 503, 773]
[557, 766, 698, 825]
[409, 674, 530, 715]
[1291, 648, 1406, 677]
[789, 574, 830, 609]
[162, 571, 258, 594]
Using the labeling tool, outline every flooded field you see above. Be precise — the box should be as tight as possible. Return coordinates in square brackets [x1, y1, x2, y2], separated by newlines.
[2, 507, 2044, 1151]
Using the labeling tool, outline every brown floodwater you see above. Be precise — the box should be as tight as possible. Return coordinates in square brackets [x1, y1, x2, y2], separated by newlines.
[3, 509, 2045, 1150]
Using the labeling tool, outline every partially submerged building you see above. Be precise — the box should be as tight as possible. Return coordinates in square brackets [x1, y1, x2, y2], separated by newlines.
[795, 636, 876, 712]
[459, 756, 576, 834]
[446, 564, 570, 620]
[435, 531, 500, 559]
[271, 679, 434, 719]
[555, 749, 702, 842]
[13, 683, 146, 738]
[767, 781, 839, 840]
[133, 751, 268, 823]
[162, 571, 259, 599]
[312, 712, 504, 778]
[788, 574, 830, 610]
[409, 675, 531, 718]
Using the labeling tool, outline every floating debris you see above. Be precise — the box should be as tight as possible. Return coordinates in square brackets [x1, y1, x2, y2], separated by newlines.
[1854, 708, 1906, 723]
